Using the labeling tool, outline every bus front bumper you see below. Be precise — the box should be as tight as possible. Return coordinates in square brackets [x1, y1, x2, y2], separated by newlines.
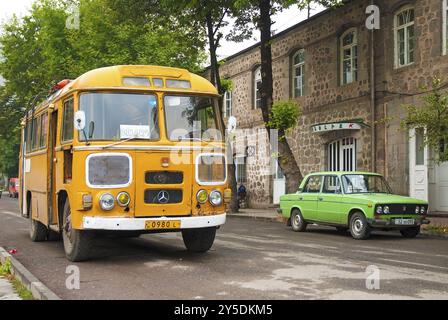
[82, 213, 226, 231]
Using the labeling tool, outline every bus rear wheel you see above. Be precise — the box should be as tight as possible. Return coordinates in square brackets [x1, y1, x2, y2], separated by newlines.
[30, 204, 48, 242]
[182, 227, 216, 253]
[62, 199, 92, 262]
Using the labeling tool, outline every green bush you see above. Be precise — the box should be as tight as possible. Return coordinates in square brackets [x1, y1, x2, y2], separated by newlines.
[267, 100, 301, 137]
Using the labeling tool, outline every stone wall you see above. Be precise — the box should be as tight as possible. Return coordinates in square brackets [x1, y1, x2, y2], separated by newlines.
[214, 0, 448, 205]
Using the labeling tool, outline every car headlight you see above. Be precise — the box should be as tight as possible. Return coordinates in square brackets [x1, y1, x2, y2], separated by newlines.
[415, 206, 420, 214]
[376, 206, 383, 214]
[116, 192, 130, 207]
[209, 190, 222, 206]
[383, 206, 390, 214]
[420, 206, 426, 214]
[99, 193, 115, 211]
[197, 189, 208, 204]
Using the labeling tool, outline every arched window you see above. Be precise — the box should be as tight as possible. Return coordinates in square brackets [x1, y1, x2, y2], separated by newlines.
[394, 6, 415, 67]
[223, 90, 232, 117]
[292, 49, 305, 97]
[253, 66, 262, 109]
[340, 28, 358, 85]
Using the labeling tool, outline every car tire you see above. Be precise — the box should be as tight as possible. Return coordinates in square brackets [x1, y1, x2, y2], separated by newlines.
[182, 227, 216, 253]
[400, 226, 420, 238]
[62, 199, 93, 262]
[30, 205, 48, 242]
[291, 209, 307, 232]
[349, 212, 371, 240]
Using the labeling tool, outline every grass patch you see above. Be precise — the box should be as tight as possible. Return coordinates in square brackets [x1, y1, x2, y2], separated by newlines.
[0, 258, 34, 300]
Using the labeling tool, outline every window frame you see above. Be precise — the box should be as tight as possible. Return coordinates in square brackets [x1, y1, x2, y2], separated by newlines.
[223, 90, 232, 117]
[235, 155, 247, 184]
[253, 66, 262, 109]
[322, 175, 342, 194]
[394, 5, 415, 68]
[302, 175, 323, 193]
[340, 28, 358, 85]
[443, 0, 448, 55]
[292, 49, 306, 97]
[61, 97, 74, 144]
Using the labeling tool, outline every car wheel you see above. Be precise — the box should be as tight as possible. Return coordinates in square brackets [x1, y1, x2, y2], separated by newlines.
[182, 227, 216, 253]
[62, 199, 93, 262]
[291, 209, 307, 232]
[349, 212, 371, 240]
[400, 226, 420, 238]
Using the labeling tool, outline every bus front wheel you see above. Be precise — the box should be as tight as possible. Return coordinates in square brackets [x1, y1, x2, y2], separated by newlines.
[182, 227, 216, 253]
[62, 199, 92, 262]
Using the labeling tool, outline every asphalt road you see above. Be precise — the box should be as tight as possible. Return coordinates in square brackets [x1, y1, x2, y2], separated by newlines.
[0, 196, 447, 300]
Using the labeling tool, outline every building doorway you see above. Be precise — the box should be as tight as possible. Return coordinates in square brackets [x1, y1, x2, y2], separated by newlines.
[328, 137, 357, 171]
[273, 160, 285, 205]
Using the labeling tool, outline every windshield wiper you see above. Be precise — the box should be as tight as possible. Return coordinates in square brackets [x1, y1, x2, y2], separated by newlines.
[101, 137, 146, 150]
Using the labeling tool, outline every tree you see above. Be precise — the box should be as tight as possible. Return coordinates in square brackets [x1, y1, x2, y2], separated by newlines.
[232, 0, 342, 193]
[0, 0, 208, 179]
[402, 78, 448, 163]
[160, 0, 253, 212]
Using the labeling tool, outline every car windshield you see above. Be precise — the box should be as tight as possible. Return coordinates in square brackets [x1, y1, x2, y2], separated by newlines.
[164, 95, 223, 141]
[79, 92, 159, 141]
[342, 174, 392, 194]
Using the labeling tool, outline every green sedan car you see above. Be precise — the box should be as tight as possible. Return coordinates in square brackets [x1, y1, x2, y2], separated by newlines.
[279, 172, 430, 239]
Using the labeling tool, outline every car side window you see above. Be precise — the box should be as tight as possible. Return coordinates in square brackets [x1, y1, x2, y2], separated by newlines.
[322, 176, 341, 194]
[303, 176, 322, 193]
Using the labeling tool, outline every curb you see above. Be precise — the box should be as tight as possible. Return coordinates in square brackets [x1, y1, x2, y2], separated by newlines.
[0, 247, 61, 300]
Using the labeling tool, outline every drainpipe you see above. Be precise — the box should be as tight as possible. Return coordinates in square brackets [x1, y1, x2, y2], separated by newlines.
[370, 0, 376, 173]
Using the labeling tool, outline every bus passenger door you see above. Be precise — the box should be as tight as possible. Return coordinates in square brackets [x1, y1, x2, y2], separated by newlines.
[47, 110, 58, 225]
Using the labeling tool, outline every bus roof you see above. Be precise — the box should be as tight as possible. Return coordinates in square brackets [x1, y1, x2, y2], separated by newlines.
[62, 65, 218, 95]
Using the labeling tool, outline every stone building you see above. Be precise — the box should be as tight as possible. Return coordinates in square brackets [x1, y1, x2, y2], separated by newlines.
[216, 0, 448, 214]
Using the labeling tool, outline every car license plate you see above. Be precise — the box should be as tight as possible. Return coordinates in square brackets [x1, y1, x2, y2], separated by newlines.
[145, 220, 181, 230]
[394, 218, 415, 225]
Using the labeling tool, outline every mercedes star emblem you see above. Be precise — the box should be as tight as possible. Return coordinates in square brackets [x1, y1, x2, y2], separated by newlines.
[157, 190, 170, 204]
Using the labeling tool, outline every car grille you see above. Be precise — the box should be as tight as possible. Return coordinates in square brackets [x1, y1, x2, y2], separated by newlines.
[386, 204, 427, 214]
[145, 171, 183, 184]
[144, 189, 183, 204]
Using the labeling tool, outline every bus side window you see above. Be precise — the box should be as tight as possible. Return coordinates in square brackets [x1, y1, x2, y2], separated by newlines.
[61, 98, 74, 143]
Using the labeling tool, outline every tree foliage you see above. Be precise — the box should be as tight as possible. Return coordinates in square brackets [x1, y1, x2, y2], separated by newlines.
[267, 100, 300, 139]
[0, 0, 208, 177]
[402, 78, 448, 163]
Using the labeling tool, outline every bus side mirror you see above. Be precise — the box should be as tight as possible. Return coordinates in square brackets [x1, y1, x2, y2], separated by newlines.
[74, 111, 86, 131]
[227, 116, 237, 134]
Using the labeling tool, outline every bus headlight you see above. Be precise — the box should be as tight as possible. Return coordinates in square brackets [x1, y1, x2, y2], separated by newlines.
[99, 193, 115, 211]
[209, 190, 222, 206]
[196, 190, 208, 204]
[117, 192, 130, 207]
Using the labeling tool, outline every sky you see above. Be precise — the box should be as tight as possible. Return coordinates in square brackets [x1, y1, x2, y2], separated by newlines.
[0, 0, 325, 72]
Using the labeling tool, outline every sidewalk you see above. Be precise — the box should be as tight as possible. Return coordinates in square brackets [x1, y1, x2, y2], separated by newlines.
[0, 277, 20, 300]
[228, 208, 448, 226]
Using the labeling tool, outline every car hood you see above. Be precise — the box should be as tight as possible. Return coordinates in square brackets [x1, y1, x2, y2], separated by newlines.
[346, 193, 427, 204]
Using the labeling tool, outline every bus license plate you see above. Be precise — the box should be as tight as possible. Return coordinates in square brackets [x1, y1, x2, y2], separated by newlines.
[394, 219, 415, 225]
[145, 220, 181, 230]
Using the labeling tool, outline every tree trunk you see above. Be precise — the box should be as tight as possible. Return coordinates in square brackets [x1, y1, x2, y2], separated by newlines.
[258, 0, 303, 194]
[206, 14, 239, 213]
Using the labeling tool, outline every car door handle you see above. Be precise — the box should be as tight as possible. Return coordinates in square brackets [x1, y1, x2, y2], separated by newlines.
[318, 197, 323, 201]
[298, 197, 303, 201]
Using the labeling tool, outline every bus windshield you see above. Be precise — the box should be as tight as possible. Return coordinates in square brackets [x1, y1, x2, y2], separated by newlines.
[79, 92, 159, 141]
[164, 95, 222, 141]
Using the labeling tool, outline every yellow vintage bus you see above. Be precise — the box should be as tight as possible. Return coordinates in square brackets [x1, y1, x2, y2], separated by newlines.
[19, 65, 230, 261]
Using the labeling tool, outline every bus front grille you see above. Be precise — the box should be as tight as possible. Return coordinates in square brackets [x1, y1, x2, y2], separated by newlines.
[144, 189, 183, 204]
